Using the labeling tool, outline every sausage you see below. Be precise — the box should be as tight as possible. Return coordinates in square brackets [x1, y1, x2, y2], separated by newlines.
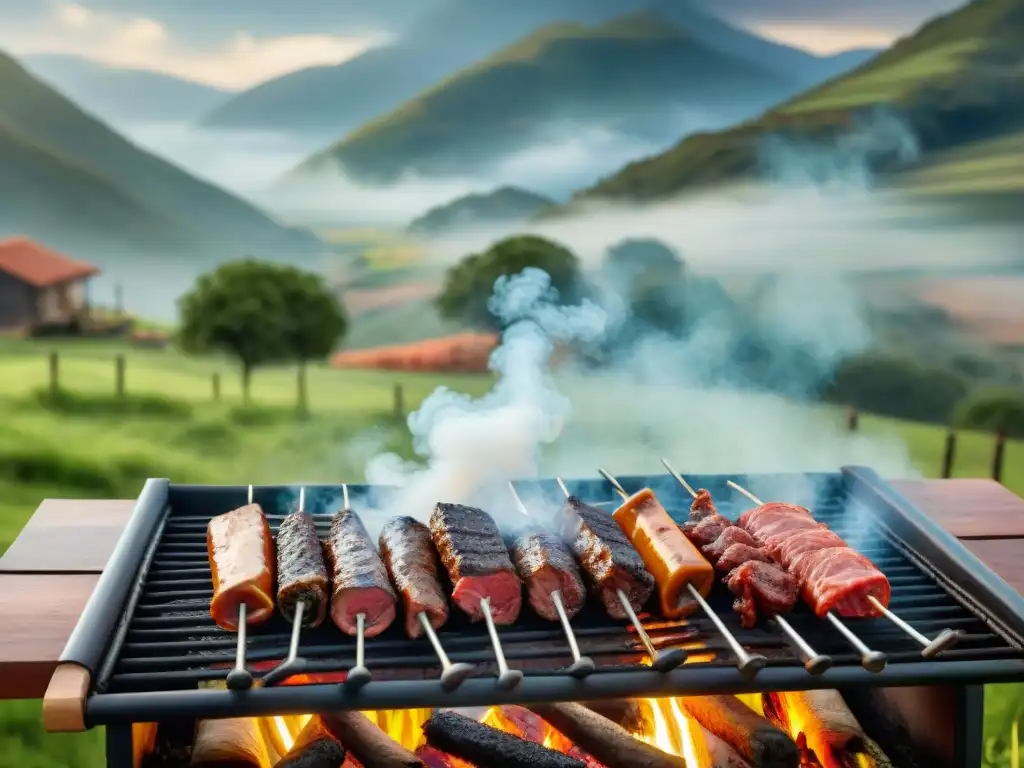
[379, 516, 449, 639]
[207, 504, 275, 631]
[612, 488, 714, 618]
[276, 510, 330, 628]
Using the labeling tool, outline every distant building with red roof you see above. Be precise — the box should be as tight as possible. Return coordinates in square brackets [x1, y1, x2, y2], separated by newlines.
[0, 237, 100, 332]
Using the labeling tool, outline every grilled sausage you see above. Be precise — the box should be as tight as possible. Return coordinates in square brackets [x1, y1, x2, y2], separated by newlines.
[207, 504, 275, 631]
[276, 510, 329, 628]
[613, 489, 714, 618]
[379, 516, 449, 639]
[326, 509, 397, 638]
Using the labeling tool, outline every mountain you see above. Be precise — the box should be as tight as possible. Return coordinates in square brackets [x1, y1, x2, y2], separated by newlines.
[572, 0, 1024, 203]
[0, 52, 321, 259]
[285, 13, 797, 184]
[407, 187, 556, 235]
[22, 55, 234, 124]
[200, 0, 869, 135]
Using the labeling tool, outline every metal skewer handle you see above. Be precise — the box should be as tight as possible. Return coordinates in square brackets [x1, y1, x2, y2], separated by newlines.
[226, 602, 254, 690]
[418, 612, 474, 692]
[480, 597, 524, 689]
[345, 613, 372, 691]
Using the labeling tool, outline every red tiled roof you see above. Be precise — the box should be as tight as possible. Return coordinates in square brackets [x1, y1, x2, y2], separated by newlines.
[0, 237, 99, 288]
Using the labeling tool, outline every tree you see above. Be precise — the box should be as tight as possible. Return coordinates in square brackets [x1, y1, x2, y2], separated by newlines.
[436, 235, 582, 330]
[604, 238, 685, 283]
[177, 259, 347, 404]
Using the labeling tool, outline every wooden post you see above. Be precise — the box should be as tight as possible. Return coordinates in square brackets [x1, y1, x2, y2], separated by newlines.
[845, 406, 859, 432]
[212, 373, 221, 402]
[296, 364, 308, 416]
[49, 351, 59, 396]
[393, 383, 404, 419]
[941, 431, 956, 479]
[992, 429, 1006, 484]
[115, 354, 125, 397]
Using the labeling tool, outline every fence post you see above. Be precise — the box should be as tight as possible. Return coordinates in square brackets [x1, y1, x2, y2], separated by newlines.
[49, 351, 59, 396]
[115, 354, 125, 397]
[296, 364, 308, 416]
[992, 429, 1006, 484]
[393, 383, 404, 419]
[845, 406, 859, 432]
[941, 431, 957, 479]
[212, 373, 221, 402]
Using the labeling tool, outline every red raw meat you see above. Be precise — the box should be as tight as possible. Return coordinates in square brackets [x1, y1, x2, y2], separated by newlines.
[701, 527, 757, 564]
[725, 561, 798, 628]
[716, 543, 774, 573]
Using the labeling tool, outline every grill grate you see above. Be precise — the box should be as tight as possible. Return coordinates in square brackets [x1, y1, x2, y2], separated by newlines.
[69, 468, 1024, 725]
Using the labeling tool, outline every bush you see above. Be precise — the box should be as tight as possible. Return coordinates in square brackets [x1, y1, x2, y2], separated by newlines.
[31, 388, 192, 419]
[824, 354, 969, 423]
[954, 388, 1024, 438]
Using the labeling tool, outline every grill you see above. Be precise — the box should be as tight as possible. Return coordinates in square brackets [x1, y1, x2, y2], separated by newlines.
[46, 466, 1024, 767]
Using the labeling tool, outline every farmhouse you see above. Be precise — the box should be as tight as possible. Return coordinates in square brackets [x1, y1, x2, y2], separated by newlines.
[0, 237, 99, 332]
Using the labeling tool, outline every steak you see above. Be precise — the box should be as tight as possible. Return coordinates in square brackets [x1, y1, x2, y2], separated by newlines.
[701, 527, 757, 564]
[429, 502, 522, 624]
[790, 547, 891, 618]
[685, 514, 732, 548]
[716, 543, 775, 574]
[325, 508, 397, 637]
[511, 532, 586, 621]
[379, 516, 449, 639]
[555, 496, 654, 619]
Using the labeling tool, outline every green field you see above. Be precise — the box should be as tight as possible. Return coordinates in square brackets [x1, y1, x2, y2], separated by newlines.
[0, 339, 1021, 767]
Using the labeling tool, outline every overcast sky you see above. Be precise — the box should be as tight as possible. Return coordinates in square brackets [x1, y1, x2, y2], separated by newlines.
[0, 0, 967, 90]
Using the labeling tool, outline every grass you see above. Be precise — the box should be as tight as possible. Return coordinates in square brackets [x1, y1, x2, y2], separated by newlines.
[895, 131, 1024, 197]
[0, 339, 1021, 767]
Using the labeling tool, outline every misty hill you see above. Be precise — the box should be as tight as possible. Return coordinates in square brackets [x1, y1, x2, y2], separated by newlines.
[0, 52, 321, 260]
[22, 54, 234, 124]
[573, 0, 1024, 202]
[407, 187, 556, 235]
[200, 0, 872, 135]
[287, 13, 797, 184]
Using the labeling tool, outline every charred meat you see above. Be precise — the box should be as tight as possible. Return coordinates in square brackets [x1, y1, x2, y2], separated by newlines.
[276, 510, 329, 628]
[430, 502, 522, 624]
[511, 532, 586, 621]
[379, 516, 449, 639]
[555, 496, 655, 619]
[325, 509, 397, 637]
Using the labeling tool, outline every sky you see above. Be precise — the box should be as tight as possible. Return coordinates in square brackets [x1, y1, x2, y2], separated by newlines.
[0, 0, 966, 90]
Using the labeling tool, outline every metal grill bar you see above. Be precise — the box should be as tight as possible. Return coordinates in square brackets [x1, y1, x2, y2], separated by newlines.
[76, 467, 1024, 726]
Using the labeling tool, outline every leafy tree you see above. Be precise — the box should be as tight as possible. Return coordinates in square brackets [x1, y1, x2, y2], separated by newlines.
[437, 235, 581, 330]
[177, 259, 347, 403]
[955, 388, 1024, 438]
[604, 238, 685, 283]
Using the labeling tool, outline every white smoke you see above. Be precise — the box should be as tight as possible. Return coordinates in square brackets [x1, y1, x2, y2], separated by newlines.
[363, 268, 610, 531]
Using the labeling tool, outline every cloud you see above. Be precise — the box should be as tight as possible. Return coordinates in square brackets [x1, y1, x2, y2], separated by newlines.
[3, 2, 385, 89]
[750, 23, 901, 55]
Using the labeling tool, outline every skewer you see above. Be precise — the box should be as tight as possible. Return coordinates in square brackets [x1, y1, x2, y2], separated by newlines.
[507, 482, 596, 678]
[480, 596, 524, 689]
[660, 459, 768, 679]
[226, 485, 256, 690]
[726, 480, 960, 661]
[263, 487, 312, 687]
[418, 612, 474, 692]
[341, 483, 372, 691]
[558, 476, 687, 672]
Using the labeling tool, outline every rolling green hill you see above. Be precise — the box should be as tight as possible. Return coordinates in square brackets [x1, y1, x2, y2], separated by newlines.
[571, 0, 1024, 203]
[286, 12, 796, 184]
[0, 52, 321, 259]
[407, 186, 556, 235]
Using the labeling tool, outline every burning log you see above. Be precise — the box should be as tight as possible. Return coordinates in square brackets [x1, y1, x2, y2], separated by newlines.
[702, 726, 753, 768]
[529, 702, 686, 768]
[414, 746, 471, 768]
[423, 710, 586, 768]
[582, 699, 644, 732]
[277, 717, 347, 768]
[191, 718, 272, 768]
[761, 691, 893, 768]
[320, 711, 423, 768]
[486, 705, 607, 768]
[679, 696, 798, 768]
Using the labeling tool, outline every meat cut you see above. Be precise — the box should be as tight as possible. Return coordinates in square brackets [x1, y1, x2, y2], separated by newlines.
[430, 502, 522, 624]
[379, 516, 450, 639]
[511, 532, 586, 621]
